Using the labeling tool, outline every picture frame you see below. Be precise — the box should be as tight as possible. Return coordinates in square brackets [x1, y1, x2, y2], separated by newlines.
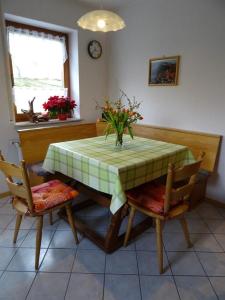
[148, 55, 180, 86]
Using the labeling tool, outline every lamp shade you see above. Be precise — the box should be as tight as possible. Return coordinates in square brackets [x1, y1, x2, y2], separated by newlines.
[77, 10, 126, 32]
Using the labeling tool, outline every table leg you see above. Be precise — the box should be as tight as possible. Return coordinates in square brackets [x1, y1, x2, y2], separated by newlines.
[58, 181, 152, 253]
[59, 200, 152, 253]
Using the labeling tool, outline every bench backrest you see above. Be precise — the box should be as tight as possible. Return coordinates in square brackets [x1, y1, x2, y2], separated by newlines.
[96, 121, 221, 173]
[18, 123, 97, 164]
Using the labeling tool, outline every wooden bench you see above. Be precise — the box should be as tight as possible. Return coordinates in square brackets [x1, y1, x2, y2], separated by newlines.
[17, 121, 221, 207]
[96, 121, 222, 208]
[17, 123, 97, 185]
[18, 123, 97, 164]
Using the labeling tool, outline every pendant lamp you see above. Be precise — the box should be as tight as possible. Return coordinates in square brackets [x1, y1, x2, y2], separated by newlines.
[77, 9, 126, 32]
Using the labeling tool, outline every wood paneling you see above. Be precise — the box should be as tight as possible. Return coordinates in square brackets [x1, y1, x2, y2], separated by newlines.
[96, 121, 221, 173]
[18, 123, 97, 163]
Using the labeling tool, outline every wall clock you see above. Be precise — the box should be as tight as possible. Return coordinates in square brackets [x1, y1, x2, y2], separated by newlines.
[88, 40, 102, 59]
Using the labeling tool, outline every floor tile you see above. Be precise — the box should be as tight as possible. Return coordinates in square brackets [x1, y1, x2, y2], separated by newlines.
[106, 251, 138, 274]
[209, 277, 225, 299]
[175, 276, 217, 300]
[20, 229, 55, 248]
[0, 197, 11, 207]
[40, 248, 75, 272]
[187, 219, 210, 233]
[27, 272, 70, 300]
[205, 219, 225, 234]
[7, 215, 35, 230]
[78, 236, 100, 250]
[80, 216, 109, 233]
[197, 203, 223, 219]
[163, 219, 183, 233]
[135, 233, 157, 251]
[185, 209, 201, 219]
[191, 233, 224, 252]
[118, 213, 149, 234]
[217, 207, 225, 219]
[197, 252, 225, 276]
[65, 273, 104, 300]
[0, 229, 29, 247]
[119, 216, 129, 234]
[104, 274, 141, 300]
[0, 203, 16, 215]
[0, 247, 17, 270]
[119, 241, 136, 251]
[140, 275, 180, 300]
[137, 251, 171, 275]
[214, 234, 225, 251]
[163, 233, 193, 251]
[49, 230, 78, 248]
[7, 248, 46, 271]
[167, 251, 205, 275]
[56, 219, 71, 230]
[72, 249, 105, 273]
[32, 214, 59, 231]
[0, 214, 15, 229]
[0, 271, 36, 300]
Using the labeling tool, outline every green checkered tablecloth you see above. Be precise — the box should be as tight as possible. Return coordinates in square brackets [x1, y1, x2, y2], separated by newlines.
[43, 134, 195, 214]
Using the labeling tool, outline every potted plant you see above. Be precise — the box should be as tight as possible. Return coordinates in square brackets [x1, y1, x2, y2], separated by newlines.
[43, 96, 77, 120]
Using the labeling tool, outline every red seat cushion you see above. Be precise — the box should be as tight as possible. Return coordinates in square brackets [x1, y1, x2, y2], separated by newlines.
[126, 182, 180, 215]
[31, 179, 78, 213]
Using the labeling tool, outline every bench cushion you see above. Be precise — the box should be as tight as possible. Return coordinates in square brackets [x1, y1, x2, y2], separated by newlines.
[31, 179, 78, 212]
[126, 182, 180, 215]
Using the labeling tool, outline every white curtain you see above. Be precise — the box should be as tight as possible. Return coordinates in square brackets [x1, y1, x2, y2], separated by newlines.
[7, 26, 68, 113]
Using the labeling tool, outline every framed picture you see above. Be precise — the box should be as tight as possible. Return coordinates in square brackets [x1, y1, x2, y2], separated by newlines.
[148, 56, 180, 86]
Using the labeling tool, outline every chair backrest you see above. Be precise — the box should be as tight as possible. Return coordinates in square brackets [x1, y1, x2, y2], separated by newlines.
[164, 151, 205, 214]
[0, 151, 34, 213]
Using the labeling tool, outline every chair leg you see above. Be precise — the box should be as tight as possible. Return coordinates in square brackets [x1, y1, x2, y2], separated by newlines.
[13, 214, 23, 244]
[65, 204, 79, 244]
[124, 206, 136, 247]
[156, 218, 163, 274]
[49, 212, 53, 225]
[179, 216, 193, 248]
[35, 216, 43, 270]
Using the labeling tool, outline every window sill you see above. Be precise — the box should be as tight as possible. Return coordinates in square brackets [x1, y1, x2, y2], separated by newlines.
[14, 117, 82, 130]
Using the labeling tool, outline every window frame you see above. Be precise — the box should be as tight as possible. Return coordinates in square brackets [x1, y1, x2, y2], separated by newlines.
[5, 20, 70, 122]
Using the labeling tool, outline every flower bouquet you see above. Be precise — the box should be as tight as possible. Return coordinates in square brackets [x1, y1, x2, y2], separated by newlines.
[97, 91, 143, 147]
[43, 96, 77, 120]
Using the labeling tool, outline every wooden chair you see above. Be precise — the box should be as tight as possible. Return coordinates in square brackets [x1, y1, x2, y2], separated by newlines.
[124, 152, 205, 274]
[0, 151, 79, 270]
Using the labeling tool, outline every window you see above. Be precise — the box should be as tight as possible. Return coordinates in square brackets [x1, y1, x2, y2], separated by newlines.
[6, 21, 70, 122]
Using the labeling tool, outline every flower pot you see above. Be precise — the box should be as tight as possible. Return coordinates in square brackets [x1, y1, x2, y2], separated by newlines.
[58, 114, 67, 121]
[49, 110, 58, 119]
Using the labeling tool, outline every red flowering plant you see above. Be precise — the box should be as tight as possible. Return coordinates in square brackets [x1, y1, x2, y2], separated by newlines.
[97, 90, 143, 146]
[43, 96, 77, 118]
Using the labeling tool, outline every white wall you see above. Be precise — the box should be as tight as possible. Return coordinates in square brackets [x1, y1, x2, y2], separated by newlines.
[0, 1, 19, 192]
[108, 0, 225, 203]
[0, 0, 107, 192]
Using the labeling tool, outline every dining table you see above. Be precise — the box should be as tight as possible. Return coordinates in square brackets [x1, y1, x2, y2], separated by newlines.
[43, 134, 195, 252]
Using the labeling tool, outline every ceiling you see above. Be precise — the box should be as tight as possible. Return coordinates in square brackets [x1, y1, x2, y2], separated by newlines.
[76, 0, 134, 10]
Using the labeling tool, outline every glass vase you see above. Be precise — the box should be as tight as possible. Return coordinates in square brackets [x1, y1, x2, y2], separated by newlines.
[115, 131, 124, 147]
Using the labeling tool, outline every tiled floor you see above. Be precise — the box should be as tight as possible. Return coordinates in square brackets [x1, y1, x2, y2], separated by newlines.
[0, 198, 225, 299]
